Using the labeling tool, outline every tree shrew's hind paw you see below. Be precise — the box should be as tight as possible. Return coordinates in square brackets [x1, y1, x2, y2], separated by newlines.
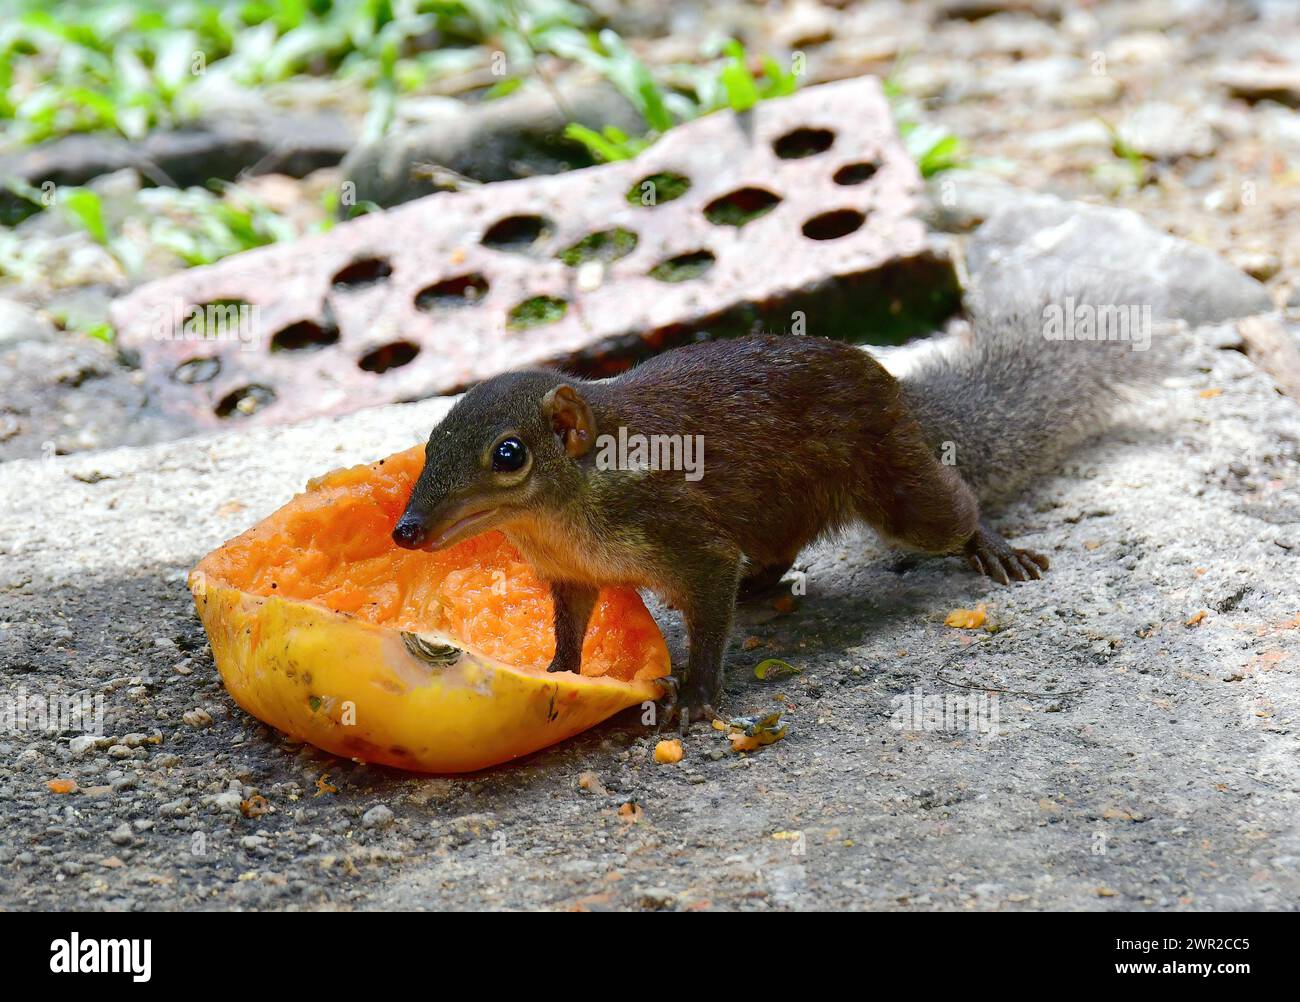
[964, 522, 1050, 585]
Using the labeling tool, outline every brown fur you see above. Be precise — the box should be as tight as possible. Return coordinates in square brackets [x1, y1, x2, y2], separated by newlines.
[393, 315, 1169, 716]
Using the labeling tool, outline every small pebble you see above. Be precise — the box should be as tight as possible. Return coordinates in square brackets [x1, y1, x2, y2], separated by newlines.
[69, 735, 97, 756]
[213, 791, 243, 813]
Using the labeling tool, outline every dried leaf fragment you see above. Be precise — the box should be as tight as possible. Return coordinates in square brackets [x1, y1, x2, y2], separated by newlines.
[754, 658, 801, 681]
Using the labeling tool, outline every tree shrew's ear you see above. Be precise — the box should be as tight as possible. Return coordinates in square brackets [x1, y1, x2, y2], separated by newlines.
[541, 385, 596, 458]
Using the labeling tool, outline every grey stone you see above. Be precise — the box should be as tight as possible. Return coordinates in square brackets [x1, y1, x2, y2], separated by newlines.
[1214, 62, 1300, 107]
[339, 79, 646, 211]
[1117, 102, 1216, 160]
[958, 57, 1120, 106]
[0, 299, 54, 345]
[965, 194, 1273, 325]
[0, 111, 355, 210]
[212, 791, 243, 814]
[1022, 119, 1113, 154]
[923, 171, 1059, 233]
[68, 735, 97, 757]
[1231, 250, 1281, 283]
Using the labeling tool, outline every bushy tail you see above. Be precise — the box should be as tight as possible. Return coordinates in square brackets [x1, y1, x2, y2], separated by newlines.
[900, 284, 1183, 504]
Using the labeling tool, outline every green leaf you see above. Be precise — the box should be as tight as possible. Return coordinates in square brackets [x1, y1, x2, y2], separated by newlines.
[563, 122, 646, 163]
[754, 659, 802, 681]
[81, 322, 115, 343]
[62, 86, 120, 129]
[719, 38, 759, 111]
[59, 187, 108, 245]
[153, 31, 200, 98]
[915, 132, 964, 177]
[482, 76, 522, 100]
[361, 74, 397, 144]
[758, 55, 798, 98]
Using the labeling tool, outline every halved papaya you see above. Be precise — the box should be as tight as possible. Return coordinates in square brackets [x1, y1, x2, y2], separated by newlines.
[189, 445, 669, 773]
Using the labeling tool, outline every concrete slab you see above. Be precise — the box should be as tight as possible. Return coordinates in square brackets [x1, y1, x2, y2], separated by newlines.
[0, 331, 1298, 910]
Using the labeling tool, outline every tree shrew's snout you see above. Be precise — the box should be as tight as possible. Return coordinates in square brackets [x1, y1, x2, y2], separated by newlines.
[391, 510, 429, 550]
[392, 500, 504, 552]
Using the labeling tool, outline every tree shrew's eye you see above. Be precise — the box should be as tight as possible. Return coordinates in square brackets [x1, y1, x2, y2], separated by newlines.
[491, 437, 528, 473]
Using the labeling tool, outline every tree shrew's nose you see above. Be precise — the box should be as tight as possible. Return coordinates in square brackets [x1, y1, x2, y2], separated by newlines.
[391, 514, 428, 549]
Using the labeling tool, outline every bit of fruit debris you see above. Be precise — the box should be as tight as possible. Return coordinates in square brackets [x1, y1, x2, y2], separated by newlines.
[654, 738, 684, 764]
[720, 711, 788, 752]
[945, 604, 987, 629]
[241, 795, 270, 818]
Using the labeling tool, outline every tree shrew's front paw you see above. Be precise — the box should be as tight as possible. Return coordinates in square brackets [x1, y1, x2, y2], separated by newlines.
[546, 657, 579, 674]
[964, 522, 1050, 585]
[654, 674, 719, 734]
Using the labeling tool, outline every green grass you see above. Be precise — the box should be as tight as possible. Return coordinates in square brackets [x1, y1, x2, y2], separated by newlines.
[624, 171, 690, 206]
[0, 174, 329, 292]
[0, 0, 595, 147]
[559, 33, 801, 164]
[1098, 118, 1151, 190]
[556, 226, 636, 266]
[507, 294, 567, 328]
[562, 123, 650, 163]
[882, 58, 967, 178]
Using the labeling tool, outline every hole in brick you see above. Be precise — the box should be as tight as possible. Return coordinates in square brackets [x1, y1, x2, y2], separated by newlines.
[626, 172, 691, 207]
[215, 384, 275, 418]
[359, 341, 420, 373]
[507, 296, 568, 330]
[801, 209, 865, 241]
[187, 299, 252, 338]
[172, 357, 221, 385]
[270, 319, 339, 353]
[415, 273, 490, 310]
[704, 187, 781, 227]
[649, 250, 716, 283]
[774, 127, 835, 159]
[557, 228, 638, 267]
[834, 162, 879, 186]
[331, 257, 392, 290]
[482, 214, 550, 253]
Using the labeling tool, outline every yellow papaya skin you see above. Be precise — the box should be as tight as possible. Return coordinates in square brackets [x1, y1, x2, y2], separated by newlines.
[187, 446, 670, 774]
[192, 580, 664, 773]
